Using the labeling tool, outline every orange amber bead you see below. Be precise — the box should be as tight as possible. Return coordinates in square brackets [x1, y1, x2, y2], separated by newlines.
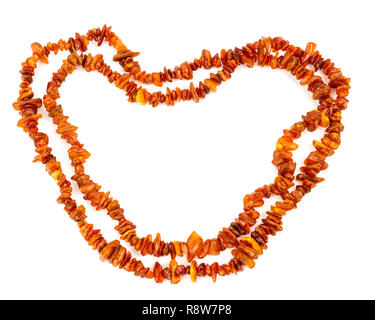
[204, 79, 218, 92]
[240, 237, 263, 255]
[187, 231, 203, 262]
[136, 88, 146, 105]
[169, 259, 180, 284]
[153, 262, 163, 283]
[232, 249, 255, 269]
[190, 261, 198, 283]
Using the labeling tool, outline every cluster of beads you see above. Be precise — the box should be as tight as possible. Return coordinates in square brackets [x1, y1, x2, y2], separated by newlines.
[13, 25, 350, 283]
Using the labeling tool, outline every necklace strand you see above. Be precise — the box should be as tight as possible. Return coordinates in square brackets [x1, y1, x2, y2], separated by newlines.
[13, 25, 350, 283]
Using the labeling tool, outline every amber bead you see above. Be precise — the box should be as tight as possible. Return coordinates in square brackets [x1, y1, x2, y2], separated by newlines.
[243, 192, 264, 209]
[136, 88, 146, 105]
[240, 237, 263, 255]
[208, 239, 220, 255]
[190, 261, 198, 283]
[187, 231, 203, 262]
[162, 267, 172, 281]
[204, 79, 218, 92]
[153, 232, 161, 257]
[189, 83, 199, 103]
[100, 240, 120, 262]
[198, 240, 210, 259]
[176, 265, 187, 276]
[231, 249, 255, 269]
[211, 262, 219, 283]
[218, 228, 238, 248]
[169, 259, 180, 284]
[152, 72, 163, 87]
[153, 262, 163, 283]
[111, 246, 127, 267]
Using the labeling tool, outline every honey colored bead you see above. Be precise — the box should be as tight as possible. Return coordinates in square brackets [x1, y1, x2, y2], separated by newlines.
[211, 262, 219, 283]
[313, 140, 334, 156]
[50, 170, 62, 180]
[209, 239, 220, 255]
[240, 237, 263, 255]
[187, 231, 203, 262]
[152, 72, 163, 87]
[232, 249, 255, 269]
[153, 232, 161, 257]
[189, 82, 199, 103]
[169, 259, 180, 284]
[145, 270, 154, 279]
[68, 146, 91, 163]
[322, 133, 341, 150]
[190, 261, 198, 283]
[100, 240, 120, 262]
[201, 49, 212, 69]
[113, 49, 139, 61]
[69, 204, 86, 222]
[319, 112, 330, 128]
[120, 228, 136, 240]
[153, 262, 163, 283]
[136, 88, 146, 105]
[204, 78, 218, 92]
[112, 246, 127, 267]
[303, 110, 321, 132]
[141, 234, 152, 256]
[276, 137, 298, 151]
[25, 57, 37, 68]
[173, 241, 183, 257]
[31, 42, 48, 64]
[243, 192, 264, 209]
[219, 228, 238, 247]
[270, 205, 286, 216]
[198, 240, 210, 259]
[180, 61, 192, 79]
[301, 42, 317, 65]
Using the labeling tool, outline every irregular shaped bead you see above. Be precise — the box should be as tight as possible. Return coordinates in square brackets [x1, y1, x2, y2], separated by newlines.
[187, 231, 203, 262]
[240, 237, 263, 255]
[152, 72, 163, 87]
[189, 82, 199, 103]
[169, 259, 180, 284]
[303, 110, 321, 132]
[100, 240, 120, 262]
[136, 88, 146, 105]
[243, 192, 264, 209]
[208, 239, 220, 255]
[153, 262, 163, 283]
[201, 49, 212, 69]
[211, 262, 219, 283]
[231, 248, 255, 269]
[218, 228, 238, 247]
[204, 78, 218, 92]
[198, 240, 210, 259]
[276, 136, 298, 151]
[190, 261, 198, 283]
[153, 233, 161, 257]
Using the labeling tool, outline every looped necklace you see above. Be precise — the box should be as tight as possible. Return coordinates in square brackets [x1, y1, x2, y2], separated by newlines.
[13, 25, 350, 284]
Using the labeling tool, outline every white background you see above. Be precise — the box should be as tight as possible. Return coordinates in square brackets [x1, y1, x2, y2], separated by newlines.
[0, 0, 374, 300]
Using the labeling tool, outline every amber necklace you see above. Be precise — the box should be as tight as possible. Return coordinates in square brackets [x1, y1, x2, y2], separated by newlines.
[13, 25, 350, 284]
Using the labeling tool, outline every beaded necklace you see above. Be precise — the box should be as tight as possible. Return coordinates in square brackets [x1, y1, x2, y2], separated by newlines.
[13, 25, 350, 283]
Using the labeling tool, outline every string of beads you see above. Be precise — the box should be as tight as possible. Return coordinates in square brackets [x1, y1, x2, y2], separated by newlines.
[13, 25, 350, 283]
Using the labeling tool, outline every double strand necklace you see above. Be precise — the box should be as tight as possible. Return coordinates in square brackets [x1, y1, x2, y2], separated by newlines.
[13, 25, 350, 284]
